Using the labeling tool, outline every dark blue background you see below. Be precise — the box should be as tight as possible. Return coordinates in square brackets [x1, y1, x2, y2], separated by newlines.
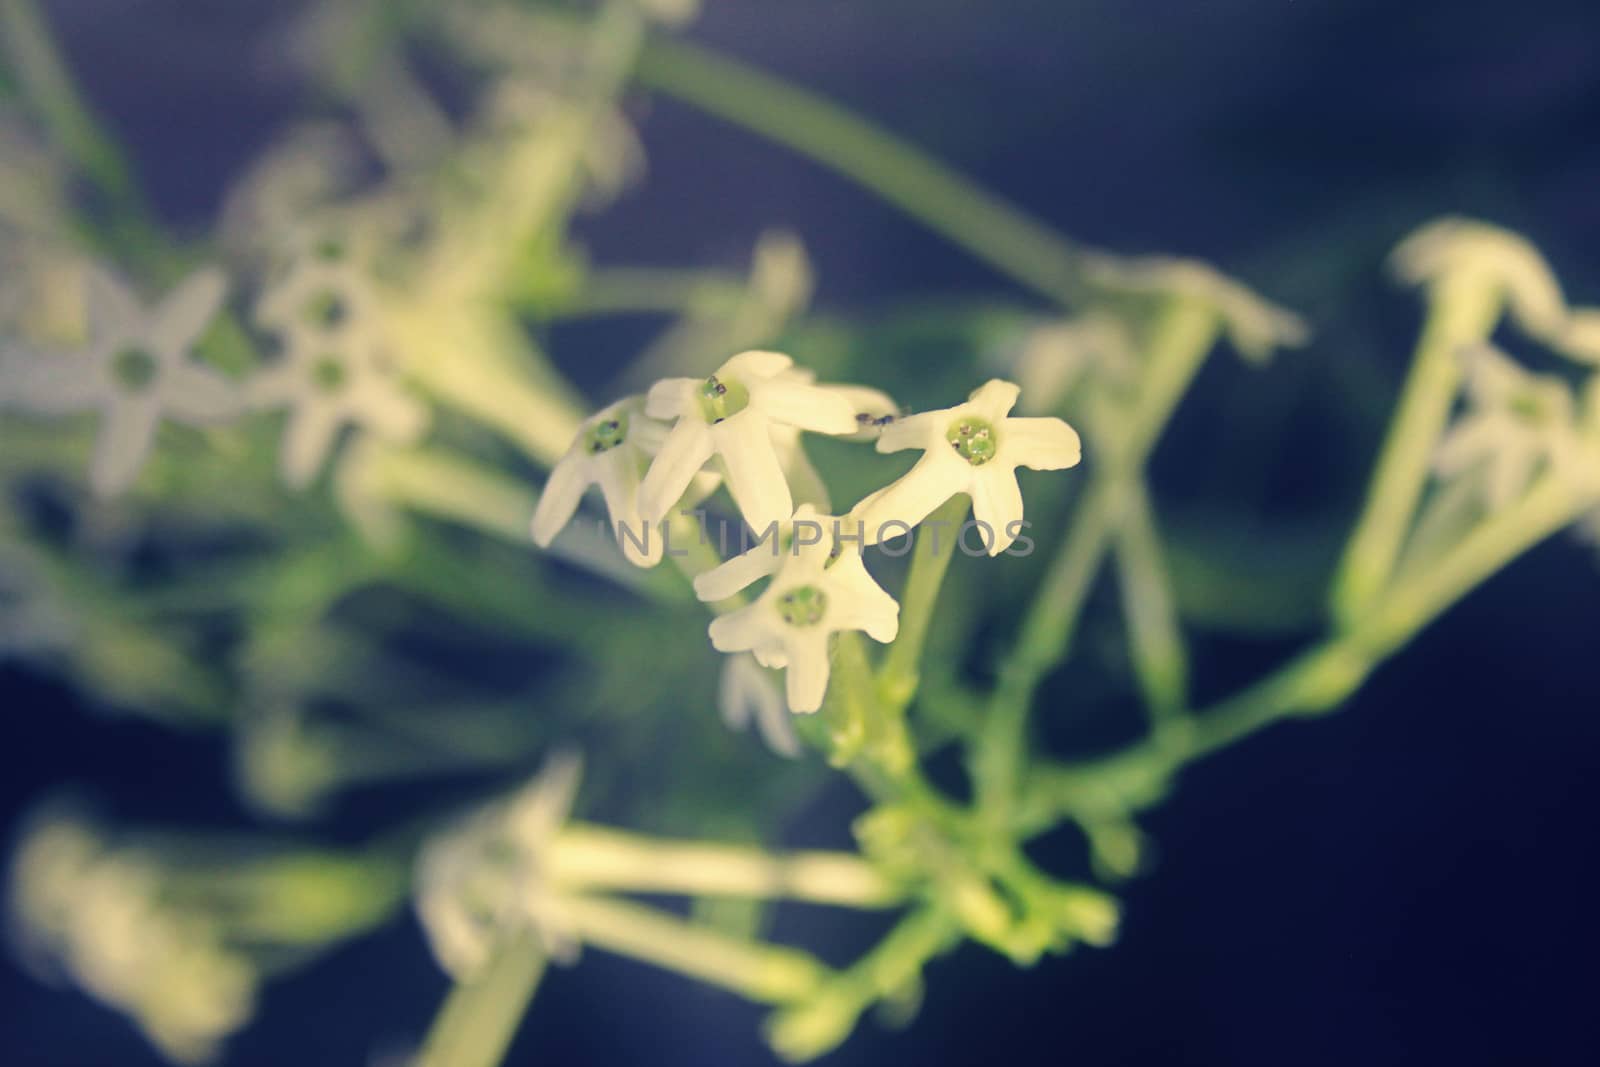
[4, 1, 1600, 1064]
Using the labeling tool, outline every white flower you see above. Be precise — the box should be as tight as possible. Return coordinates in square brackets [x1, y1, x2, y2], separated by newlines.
[415, 754, 585, 980]
[1391, 219, 1567, 340]
[9, 814, 257, 1065]
[1555, 308, 1600, 366]
[3, 266, 238, 495]
[250, 234, 428, 488]
[532, 396, 671, 567]
[1433, 344, 1583, 506]
[859, 379, 1082, 556]
[639, 351, 860, 531]
[697, 505, 900, 713]
[1000, 313, 1138, 415]
[1087, 255, 1309, 362]
[718, 653, 801, 757]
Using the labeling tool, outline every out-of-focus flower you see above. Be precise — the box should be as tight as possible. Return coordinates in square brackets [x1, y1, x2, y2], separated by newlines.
[532, 396, 670, 567]
[415, 754, 585, 980]
[1, 267, 239, 496]
[1087, 255, 1309, 362]
[216, 123, 365, 260]
[1391, 219, 1567, 341]
[1433, 344, 1584, 507]
[486, 79, 644, 207]
[640, 351, 860, 531]
[999, 313, 1138, 416]
[231, 705, 341, 820]
[1554, 307, 1600, 366]
[9, 813, 257, 1065]
[860, 380, 1082, 556]
[0, 243, 89, 346]
[718, 653, 801, 757]
[699, 506, 900, 713]
[250, 229, 428, 489]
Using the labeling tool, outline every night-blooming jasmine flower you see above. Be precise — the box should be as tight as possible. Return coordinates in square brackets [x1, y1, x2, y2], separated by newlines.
[3, 267, 238, 495]
[860, 380, 1082, 556]
[532, 396, 670, 567]
[1000, 313, 1138, 416]
[698, 505, 900, 713]
[415, 754, 584, 980]
[719, 654, 801, 757]
[251, 232, 427, 488]
[1433, 344, 1583, 507]
[1087, 256, 1309, 362]
[639, 351, 860, 532]
[1391, 219, 1567, 341]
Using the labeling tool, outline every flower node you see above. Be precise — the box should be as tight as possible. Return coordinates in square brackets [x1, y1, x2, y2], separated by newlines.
[777, 584, 829, 627]
[698, 373, 750, 423]
[584, 412, 630, 454]
[947, 416, 998, 465]
[111, 346, 158, 392]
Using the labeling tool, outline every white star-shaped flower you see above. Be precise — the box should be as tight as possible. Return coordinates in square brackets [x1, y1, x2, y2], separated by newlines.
[249, 235, 427, 489]
[858, 379, 1082, 556]
[1433, 344, 1583, 506]
[2, 266, 238, 495]
[415, 754, 585, 980]
[696, 506, 900, 713]
[532, 396, 671, 567]
[638, 350, 860, 532]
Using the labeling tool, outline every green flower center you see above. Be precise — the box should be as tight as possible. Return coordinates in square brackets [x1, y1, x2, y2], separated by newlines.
[585, 411, 630, 454]
[304, 289, 349, 329]
[1509, 390, 1551, 422]
[111, 347, 158, 392]
[311, 355, 346, 392]
[698, 374, 750, 423]
[777, 584, 828, 627]
[314, 237, 345, 263]
[947, 416, 998, 465]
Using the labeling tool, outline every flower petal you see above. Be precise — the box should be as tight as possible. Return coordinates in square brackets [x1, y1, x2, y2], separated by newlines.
[638, 419, 714, 521]
[968, 466, 1026, 556]
[713, 413, 793, 533]
[90, 401, 160, 496]
[595, 449, 662, 567]
[709, 603, 781, 654]
[163, 363, 243, 423]
[150, 268, 227, 357]
[825, 553, 901, 644]
[644, 377, 701, 420]
[859, 451, 966, 544]
[280, 399, 345, 489]
[782, 629, 832, 713]
[693, 542, 784, 602]
[874, 410, 944, 453]
[777, 430, 832, 512]
[719, 350, 793, 381]
[751, 378, 859, 436]
[0, 347, 104, 413]
[84, 266, 142, 340]
[530, 451, 593, 548]
[968, 379, 1022, 421]
[1002, 416, 1082, 470]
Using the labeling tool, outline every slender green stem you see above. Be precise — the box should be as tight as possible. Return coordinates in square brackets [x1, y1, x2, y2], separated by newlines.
[1331, 271, 1504, 623]
[563, 895, 828, 1003]
[417, 932, 547, 1067]
[552, 267, 744, 318]
[1021, 475, 1594, 833]
[1113, 479, 1189, 721]
[635, 36, 1094, 309]
[549, 824, 902, 907]
[877, 495, 970, 708]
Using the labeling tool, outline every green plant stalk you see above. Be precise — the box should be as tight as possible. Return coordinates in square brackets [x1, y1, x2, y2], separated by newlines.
[877, 495, 971, 708]
[549, 824, 903, 907]
[416, 932, 547, 1067]
[563, 895, 829, 1003]
[1331, 270, 1505, 623]
[634, 36, 1094, 310]
[1113, 479, 1189, 721]
[974, 295, 1220, 823]
[1020, 474, 1593, 833]
[552, 267, 745, 318]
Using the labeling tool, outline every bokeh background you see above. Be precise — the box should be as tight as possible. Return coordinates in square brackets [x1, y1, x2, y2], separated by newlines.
[4, 0, 1600, 1064]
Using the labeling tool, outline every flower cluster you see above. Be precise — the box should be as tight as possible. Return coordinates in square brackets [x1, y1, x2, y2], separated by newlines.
[531, 351, 1082, 715]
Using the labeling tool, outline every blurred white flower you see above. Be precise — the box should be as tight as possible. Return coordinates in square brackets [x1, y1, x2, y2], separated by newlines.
[1000, 314, 1138, 416]
[1433, 344, 1584, 507]
[860, 380, 1082, 556]
[1554, 307, 1600, 366]
[486, 79, 644, 207]
[415, 754, 585, 981]
[532, 396, 670, 567]
[640, 351, 860, 531]
[250, 232, 428, 489]
[231, 705, 341, 820]
[2, 266, 238, 495]
[718, 653, 800, 757]
[1088, 256, 1309, 362]
[1391, 219, 1567, 341]
[699, 505, 900, 713]
[9, 814, 257, 1065]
